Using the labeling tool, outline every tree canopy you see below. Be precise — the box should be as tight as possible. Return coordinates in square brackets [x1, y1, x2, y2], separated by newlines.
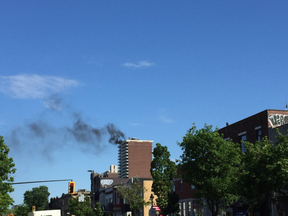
[13, 204, 29, 216]
[24, 186, 50, 210]
[94, 202, 104, 216]
[66, 195, 94, 216]
[150, 143, 178, 215]
[238, 130, 288, 215]
[178, 124, 242, 216]
[163, 191, 179, 216]
[117, 178, 149, 216]
[0, 136, 16, 214]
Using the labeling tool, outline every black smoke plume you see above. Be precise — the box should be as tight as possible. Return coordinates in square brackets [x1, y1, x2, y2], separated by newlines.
[106, 123, 125, 144]
[67, 114, 125, 145]
[6, 95, 126, 161]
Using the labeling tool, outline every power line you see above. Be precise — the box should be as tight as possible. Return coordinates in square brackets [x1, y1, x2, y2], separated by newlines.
[10, 179, 73, 185]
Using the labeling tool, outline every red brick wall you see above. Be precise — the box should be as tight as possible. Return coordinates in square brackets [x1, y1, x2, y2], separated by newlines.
[127, 141, 152, 178]
[218, 109, 288, 144]
[218, 110, 268, 143]
[174, 166, 195, 200]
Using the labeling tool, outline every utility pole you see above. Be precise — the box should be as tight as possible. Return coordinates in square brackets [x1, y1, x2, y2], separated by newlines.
[88, 170, 95, 208]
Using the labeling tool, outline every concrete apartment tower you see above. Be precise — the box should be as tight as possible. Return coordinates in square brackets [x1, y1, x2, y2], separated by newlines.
[118, 138, 153, 178]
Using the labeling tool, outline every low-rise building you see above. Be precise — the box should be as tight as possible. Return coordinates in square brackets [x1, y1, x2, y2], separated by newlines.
[48, 189, 90, 216]
[218, 109, 288, 216]
[173, 167, 210, 216]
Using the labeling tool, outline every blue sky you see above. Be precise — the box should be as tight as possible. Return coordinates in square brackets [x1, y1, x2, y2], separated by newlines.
[0, 0, 287, 206]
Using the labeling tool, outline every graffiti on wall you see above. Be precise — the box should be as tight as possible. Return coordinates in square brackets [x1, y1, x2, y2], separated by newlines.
[268, 114, 288, 128]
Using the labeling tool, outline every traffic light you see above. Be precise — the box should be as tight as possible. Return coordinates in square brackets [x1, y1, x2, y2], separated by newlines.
[10, 214, 13, 216]
[32, 206, 36, 212]
[68, 181, 75, 194]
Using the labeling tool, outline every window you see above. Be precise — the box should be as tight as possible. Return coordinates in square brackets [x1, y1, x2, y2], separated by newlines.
[180, 180, 183, 192]
[190, 184, 195, 190]
[255, 129, 261, 142]
[183, 202, 186, 216]
[238, 132, 247, 153]
[188, 201, 192, 216]
[172, 182, 175, 192]
[116, 192, 120, 204]
[240, 135, 247, 152]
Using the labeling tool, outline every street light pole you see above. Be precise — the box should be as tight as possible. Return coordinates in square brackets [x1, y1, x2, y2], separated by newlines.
[88, 170, 95, 208]
[150, 194, 154, 206]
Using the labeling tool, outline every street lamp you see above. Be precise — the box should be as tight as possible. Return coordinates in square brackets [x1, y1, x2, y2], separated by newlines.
[88, 170, 95, 208]
[150, 194, 154, 206]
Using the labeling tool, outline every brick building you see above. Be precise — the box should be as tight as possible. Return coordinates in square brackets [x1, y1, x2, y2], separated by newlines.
[48, 189, 90, 216]
[90, 165, 127, 208]
[218, 109, 288, 149]
[118, 138, 153, 178]
[218, 109, 288, 216]
[97, 177, 154, 216]
[174, 109, 288, 216]
[173, 167, 210, 216]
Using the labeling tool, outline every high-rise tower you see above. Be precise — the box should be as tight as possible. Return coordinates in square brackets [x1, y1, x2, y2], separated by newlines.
[118, 138, 153, 178]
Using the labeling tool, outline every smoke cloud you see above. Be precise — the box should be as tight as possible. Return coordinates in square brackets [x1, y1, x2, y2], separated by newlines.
[67, 114, 125, 146]
[6, 94, 126, 161]
[43, 94, 62, 110]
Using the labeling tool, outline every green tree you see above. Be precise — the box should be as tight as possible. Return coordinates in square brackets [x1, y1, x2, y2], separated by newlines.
[24, 186, 50, 210]
[118, 178, 149, 216]
[13, 204, 29, 216]
[238, 131, 288, 216]
[94, 202, 103, 216]
[163, 191, 179, 216]
[178, 124, 241, 216]
[1, 207, 14, 216]
[150, 143, 178, 215]
[66, 195, 93, 216]
[0, 136, 16, 214]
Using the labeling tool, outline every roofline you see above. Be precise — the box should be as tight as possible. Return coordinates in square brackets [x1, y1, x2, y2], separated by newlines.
[219, 109, 288, 130]
[126, 140, 153, 143]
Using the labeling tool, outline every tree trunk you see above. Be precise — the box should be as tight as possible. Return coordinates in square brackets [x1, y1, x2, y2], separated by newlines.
[273, 190, 285, 216]
[215, 203, 219, 216]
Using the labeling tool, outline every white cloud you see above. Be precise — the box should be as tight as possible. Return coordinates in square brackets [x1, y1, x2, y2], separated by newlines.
[0, 74, 78, 99]
[123, 61, 154, 68]
[159, 116, 174, 124]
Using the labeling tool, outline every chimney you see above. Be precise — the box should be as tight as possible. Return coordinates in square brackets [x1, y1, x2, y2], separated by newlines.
[110, 164, 118, 173]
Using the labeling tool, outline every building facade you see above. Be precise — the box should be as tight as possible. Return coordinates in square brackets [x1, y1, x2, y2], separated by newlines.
[118, 138, 153, 178]
[218, 109, 288, 148]
[48, 189, 90, 216]
[173, 167, 210, 216]
[90, 165, 126, 208]
[218, 109, 288, 216]
[173, 109, 288, 216]
[98, 177, 155, 216]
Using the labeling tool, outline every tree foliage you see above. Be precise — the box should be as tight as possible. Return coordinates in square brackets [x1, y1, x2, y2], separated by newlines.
[24, 186, 50, 210]
[117, 178, 149, 215]
[238, 131, 288, 215]
[150, 143, 178, 215]
[178, 124, 241, 216]
[163, 191, 179, 216]
[94, 202, 103, 216]
[0, 136, 16, 214]
[66, 195, 94, 216]
[13, 204, 29, 216]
